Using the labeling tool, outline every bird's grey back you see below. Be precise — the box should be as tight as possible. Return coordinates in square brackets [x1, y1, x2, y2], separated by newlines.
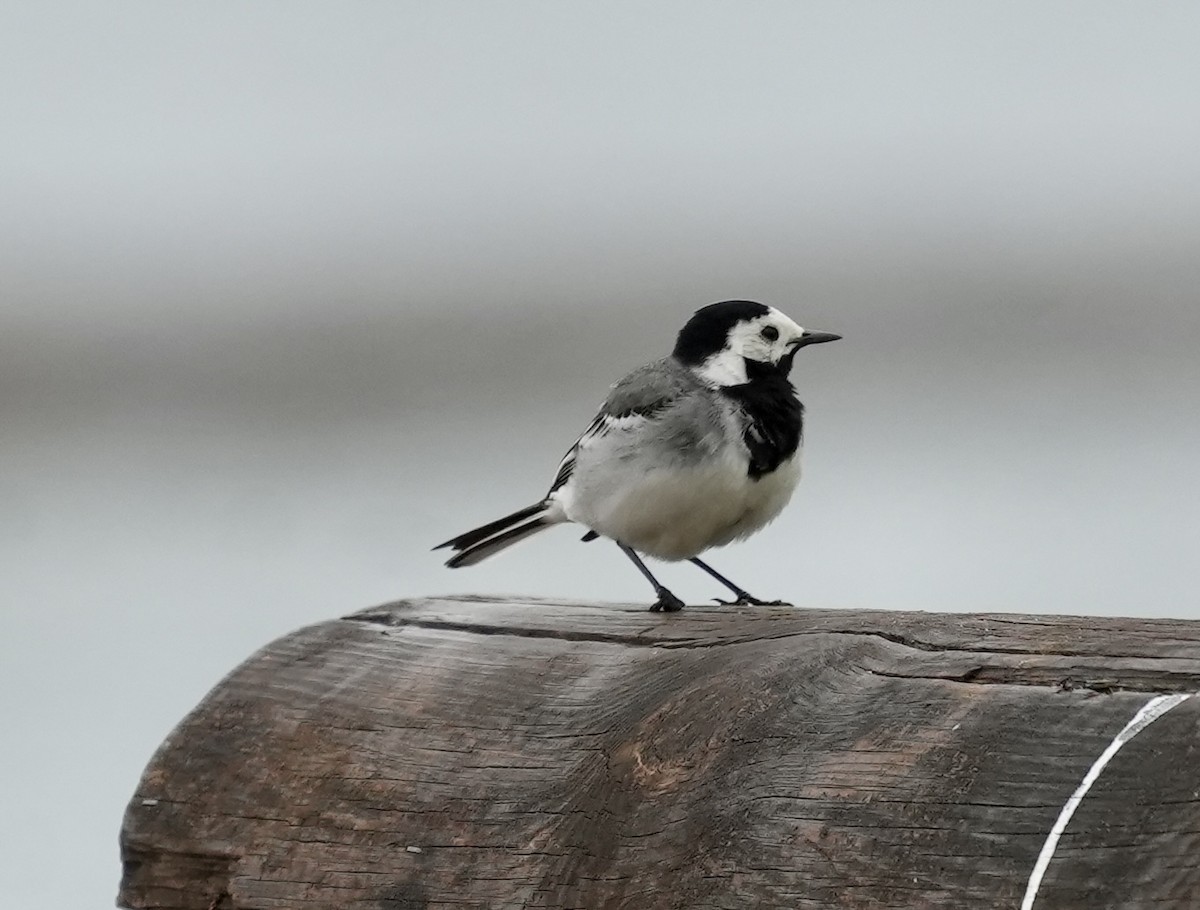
[603, 357, 696, 414]
[598, 358, 733, 464]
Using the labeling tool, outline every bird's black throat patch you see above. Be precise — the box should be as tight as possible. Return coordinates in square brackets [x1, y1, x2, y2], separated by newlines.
[722, 359, 804, 479]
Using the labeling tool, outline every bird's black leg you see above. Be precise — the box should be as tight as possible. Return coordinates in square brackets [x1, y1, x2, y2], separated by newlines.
[617, 543, 685, 612]
[689, 557, 790, 607]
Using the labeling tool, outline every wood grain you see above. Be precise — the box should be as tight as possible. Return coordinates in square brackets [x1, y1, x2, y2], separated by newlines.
[119, 597, 1200, 909]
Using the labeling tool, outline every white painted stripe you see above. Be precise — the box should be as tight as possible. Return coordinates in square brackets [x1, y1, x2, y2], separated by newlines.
[1020, 693, 1193, 910]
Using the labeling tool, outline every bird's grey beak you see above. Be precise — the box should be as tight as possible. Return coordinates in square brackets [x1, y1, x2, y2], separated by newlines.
[793, 331, 842, 348]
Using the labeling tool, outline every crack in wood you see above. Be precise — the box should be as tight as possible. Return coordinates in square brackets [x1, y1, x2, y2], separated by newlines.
[348, 611, 667, 648]
[866, 667, 1200, 695]
[345, 612, 1197, 686]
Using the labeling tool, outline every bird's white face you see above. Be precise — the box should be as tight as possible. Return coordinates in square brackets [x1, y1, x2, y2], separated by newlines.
[727, 308, 808, 365]
[696, 307, 807, 386]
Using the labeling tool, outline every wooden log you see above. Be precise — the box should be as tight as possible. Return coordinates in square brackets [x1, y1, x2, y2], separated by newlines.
[118, 597, 1200, 909]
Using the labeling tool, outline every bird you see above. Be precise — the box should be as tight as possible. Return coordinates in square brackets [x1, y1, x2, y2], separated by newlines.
[435, 300, 840, 612]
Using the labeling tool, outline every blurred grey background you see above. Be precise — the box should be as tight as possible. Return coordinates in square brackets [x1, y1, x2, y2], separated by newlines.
[3, 2, 1199, 906]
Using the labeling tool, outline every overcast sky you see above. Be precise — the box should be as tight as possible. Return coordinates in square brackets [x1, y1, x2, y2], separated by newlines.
[3, 3, 1200, 907]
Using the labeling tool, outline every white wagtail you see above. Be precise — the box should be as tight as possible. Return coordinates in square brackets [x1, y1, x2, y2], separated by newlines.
[436, 300, 840, 612]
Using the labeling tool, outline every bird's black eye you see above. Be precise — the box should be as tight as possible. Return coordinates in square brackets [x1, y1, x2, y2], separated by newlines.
[761, 325, 779, 342]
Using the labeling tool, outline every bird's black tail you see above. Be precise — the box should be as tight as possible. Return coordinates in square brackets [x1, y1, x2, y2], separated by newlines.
[434, 502, 557, 567]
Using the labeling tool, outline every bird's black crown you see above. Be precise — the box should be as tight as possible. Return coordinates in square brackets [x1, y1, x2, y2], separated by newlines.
[672, 300, 770, 365]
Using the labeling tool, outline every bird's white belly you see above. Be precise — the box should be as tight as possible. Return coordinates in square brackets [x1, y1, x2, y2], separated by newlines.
[566, 453, 801, 560]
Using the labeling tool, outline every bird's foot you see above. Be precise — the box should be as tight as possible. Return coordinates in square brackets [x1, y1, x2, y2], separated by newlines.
[649, 589, 686, 613]
[714, 593, 791, 607]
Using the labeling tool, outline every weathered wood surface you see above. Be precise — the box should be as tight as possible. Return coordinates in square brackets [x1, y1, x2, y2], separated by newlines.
[119, 597, 1200, 910]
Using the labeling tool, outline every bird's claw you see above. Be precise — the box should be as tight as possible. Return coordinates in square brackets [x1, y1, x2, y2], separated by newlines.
[649, 591, 686, 613]
[713, 595, 791, 607]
